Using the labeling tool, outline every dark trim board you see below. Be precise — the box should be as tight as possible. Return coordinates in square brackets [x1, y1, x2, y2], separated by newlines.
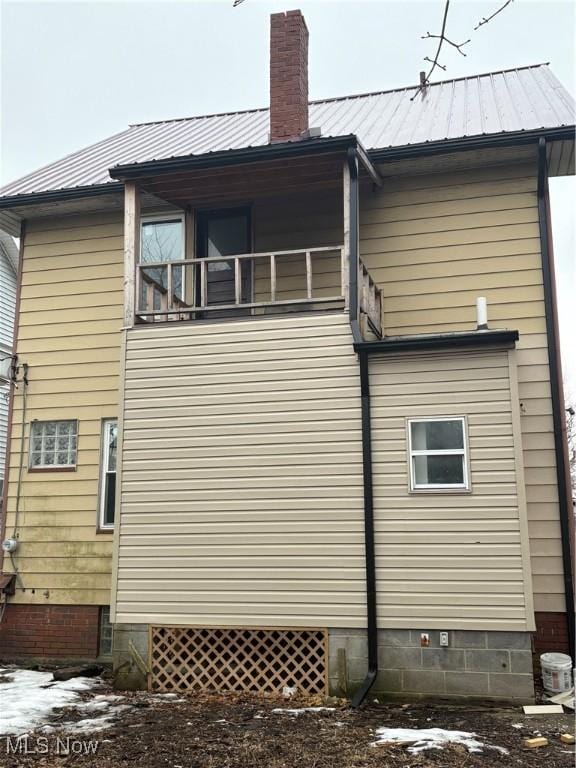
[354, 330, 519, 355]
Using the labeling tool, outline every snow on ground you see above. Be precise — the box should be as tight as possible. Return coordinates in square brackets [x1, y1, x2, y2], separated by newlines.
[0, 668, 129, 736]
[372, 726, 509, 754]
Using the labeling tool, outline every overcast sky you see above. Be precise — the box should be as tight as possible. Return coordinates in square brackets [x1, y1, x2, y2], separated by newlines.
[0, 0, 574, 387]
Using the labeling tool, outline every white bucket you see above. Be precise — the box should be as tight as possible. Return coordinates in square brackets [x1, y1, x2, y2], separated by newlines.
[540, 652, 573, 694]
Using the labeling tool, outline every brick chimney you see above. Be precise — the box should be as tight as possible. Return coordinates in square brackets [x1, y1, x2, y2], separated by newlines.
[269, 10, 309, 142]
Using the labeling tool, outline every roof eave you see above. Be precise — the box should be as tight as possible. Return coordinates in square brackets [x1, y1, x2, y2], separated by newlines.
[369, 126, 575, 162]
[0, 182, 124, 211]
[0, 125, 573, 212]
[109, 135, 359, 180]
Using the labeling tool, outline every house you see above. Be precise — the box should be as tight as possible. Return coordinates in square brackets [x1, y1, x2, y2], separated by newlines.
[0, 232, 19, 497]
[0, 10, 574, 702]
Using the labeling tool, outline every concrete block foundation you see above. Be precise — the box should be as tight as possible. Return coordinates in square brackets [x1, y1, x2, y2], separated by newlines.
[329, 628, 535, 701]
[111, 623, 535, 701]
[112, 623, 149, 690]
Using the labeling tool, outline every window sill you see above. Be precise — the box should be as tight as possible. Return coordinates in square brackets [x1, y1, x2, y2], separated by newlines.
[96, 526, 115, 534]
[409, 487, 472, 495]
[28, 466, 77, 473]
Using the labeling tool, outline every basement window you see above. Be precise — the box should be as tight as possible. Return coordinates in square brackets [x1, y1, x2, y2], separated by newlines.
[29, 420, 78, 470]
[99, 606, 113, 657]
[407, 417, 470, 492]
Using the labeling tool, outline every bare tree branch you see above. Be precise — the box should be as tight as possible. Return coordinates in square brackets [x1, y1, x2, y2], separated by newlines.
[414, 0, 514, 100]
[423, 56, 447, 71]
[422, 0, 450, 83]
[422, 31, 470, 57]
[411, 0, 450, 99]
[474, 0, 514, 31]
[233, 0, 246, 6]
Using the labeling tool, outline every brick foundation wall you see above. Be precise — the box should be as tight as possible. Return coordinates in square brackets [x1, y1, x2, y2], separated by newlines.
[533, 611, 571, 661]
[0, 604, 100, 660]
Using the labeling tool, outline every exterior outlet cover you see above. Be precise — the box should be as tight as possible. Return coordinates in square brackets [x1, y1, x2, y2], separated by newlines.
[420, 633, 430, 647]
[439, 631, 449, 647]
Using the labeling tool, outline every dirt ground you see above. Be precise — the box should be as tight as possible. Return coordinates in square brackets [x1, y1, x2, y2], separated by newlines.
[1, 681, 574, 768]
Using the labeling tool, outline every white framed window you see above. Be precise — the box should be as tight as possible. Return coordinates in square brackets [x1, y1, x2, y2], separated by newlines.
[407, 417, 470, 492]
[98, 419, 118, 530]
[140, 214, 185, 265]
[29, 420, 78, 470]
[139, 214, 185, 312]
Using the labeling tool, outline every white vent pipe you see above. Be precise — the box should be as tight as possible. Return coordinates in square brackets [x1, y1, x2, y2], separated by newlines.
[476, 297, 488, 330]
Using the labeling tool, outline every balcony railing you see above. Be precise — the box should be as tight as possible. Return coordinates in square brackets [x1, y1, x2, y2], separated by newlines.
[136, 245, 382, 335]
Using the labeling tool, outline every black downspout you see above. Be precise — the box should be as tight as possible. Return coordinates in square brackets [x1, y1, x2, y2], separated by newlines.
[537, 137, 575, 659]
[347, 147, 379, 706]
[351, 349, 378, 707]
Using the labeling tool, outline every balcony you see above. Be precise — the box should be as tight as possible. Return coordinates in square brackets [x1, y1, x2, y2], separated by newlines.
[136, 245, 381, 335]
[118, 138, 384, 339]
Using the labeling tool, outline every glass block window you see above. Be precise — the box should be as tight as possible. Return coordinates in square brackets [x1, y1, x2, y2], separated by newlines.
[29, 420, 78, 469]
[408, 417, 469, 491]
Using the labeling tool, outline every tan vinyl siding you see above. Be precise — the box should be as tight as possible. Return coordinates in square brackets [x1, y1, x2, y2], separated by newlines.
[361, 163, 563, 613]
[114, 313, 366, 626]
[370, 348, 534, 631]
[114, 313, 533, 631]
[3, 213, 123, 605]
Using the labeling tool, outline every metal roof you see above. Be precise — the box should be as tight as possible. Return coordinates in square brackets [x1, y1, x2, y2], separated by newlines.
[1, 64, 574, 199]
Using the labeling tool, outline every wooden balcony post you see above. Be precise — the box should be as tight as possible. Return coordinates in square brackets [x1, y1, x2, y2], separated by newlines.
[305, 251, 313, 299]
[200, 260, 207, 308]
[124, 182, 140, 326]
[235, 258, 241, 305]
[270, 254, 277, 302]
[342, 162, 350, 309]
[343, 153, 360, 322]
[146, 281, 154, 313]
[185, 209, 195, 306]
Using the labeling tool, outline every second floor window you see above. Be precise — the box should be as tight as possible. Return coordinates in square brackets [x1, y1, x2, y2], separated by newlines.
[139, 216, 185, 311]
[141, 217, 184, 264]
[29, 420, 78, 469]
[99, 419, 118, 530]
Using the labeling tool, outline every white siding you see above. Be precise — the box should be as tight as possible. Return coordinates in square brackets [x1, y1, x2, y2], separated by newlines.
[0, 236, 17, 483]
